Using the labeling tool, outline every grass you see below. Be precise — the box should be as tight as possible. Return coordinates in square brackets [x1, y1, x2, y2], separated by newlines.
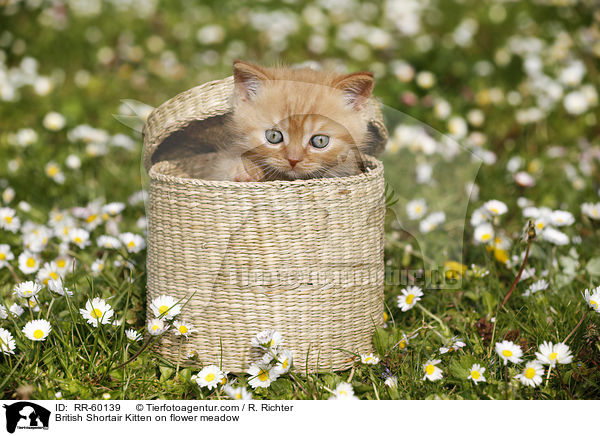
[1, 0, 599, 400]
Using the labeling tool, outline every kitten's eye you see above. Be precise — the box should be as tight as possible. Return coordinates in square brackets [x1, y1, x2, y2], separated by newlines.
[310, 135, 330, 149]
[265, 129, 283, 144]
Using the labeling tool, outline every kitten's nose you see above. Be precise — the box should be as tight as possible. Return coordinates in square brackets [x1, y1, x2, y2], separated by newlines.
[288, 158, 301, 168]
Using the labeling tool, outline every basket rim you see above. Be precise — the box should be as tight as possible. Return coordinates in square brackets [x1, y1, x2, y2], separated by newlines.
[148, 154, 384, 189]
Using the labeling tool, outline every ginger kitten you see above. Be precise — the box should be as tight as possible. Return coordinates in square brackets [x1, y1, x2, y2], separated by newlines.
[209, 61, 376, 182]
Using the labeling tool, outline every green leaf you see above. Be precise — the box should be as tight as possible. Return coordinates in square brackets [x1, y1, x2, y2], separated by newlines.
[159, 366, 174, 381]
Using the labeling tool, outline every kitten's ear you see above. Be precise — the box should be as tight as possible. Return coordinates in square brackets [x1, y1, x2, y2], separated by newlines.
[233, 60, 270, 101]
[333, 72, 374, 110]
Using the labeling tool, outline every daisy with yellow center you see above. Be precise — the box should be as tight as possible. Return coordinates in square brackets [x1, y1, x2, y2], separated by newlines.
[397, 286, 423, 312]
[535, 341, 573, 367]
[495, 340, 523, 365]
[79, 298, 114, 327]
[69, 228, 90, 249]
[273, 349, 293, 375]
[583, 287, 600, 313]
[360, 352, 380, 365]
[147, 318, 166, 336]
[251, 329, 283, 350]
[150, 295, 182, 320]
[193, 365, 224, 390]
[22, 319, 52, 341]
[0, 244, 14, 267]
[515, 361, 545, 387]
[483, 199, 508, 216]
[467, 364, 487, 385]
[223, 385, 252, 400]
[329, 382, 358, 400]
[36, 262, 62, 285]
[406, 198, 427, 220]
[13, 281, 42, 299]
[422, 359, 443, 381]
[18, 251, 41, 274]
[474, 223, 494, 244]
[119, 232, 146, 254]
[0, 207, 20, 232]
[172, 320, 196, 338]
[247, 363, 277, 389]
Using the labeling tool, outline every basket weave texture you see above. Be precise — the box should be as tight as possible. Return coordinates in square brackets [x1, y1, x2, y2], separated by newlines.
[143, 76, 387, 373]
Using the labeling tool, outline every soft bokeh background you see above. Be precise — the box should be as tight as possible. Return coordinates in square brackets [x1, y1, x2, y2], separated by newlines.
[1, 0, 599, 400]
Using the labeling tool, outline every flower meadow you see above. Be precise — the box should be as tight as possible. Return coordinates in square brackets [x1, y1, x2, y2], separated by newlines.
[1, 0, 600, 400]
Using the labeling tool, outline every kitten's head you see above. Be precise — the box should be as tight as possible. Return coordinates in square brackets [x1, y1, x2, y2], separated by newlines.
[230, 60, 375, 180]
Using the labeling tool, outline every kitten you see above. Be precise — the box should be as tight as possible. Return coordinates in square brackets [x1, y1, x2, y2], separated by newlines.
[209, 61, 376, 182]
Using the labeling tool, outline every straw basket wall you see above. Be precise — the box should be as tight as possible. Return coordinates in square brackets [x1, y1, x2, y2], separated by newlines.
[143, 75, 388, 373]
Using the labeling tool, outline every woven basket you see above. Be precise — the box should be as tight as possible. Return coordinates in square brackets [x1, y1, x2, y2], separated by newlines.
[143, 75, 388, 373]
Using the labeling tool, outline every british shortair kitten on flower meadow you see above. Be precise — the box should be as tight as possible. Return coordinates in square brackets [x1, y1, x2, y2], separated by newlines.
[208, 60, 377, 182]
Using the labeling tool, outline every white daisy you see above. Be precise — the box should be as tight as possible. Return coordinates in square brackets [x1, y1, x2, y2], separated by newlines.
[582, 202, 600, 220]
[550, 210, 575, 227]
[0, 244, 15, 268]
[101, 202, 125, 218]
[247, 363, 278, 389]
[397, 286, 423, 312]
[272, 349, 293, 375]
[45, 161, 65, 184]
[18, 251, 41, 274]
[70, 228, 90, 249]
[36, 262, 62, 285]
[13, 281, 42, 298]
[0, 305, 6, 320]
[43, 112, 66, 131]
[522, 279, 549, 297]
[583, 287, 600, 312]
[125, 329, 143, 342]
[419, 211, 445, 233]
[147, 318, 167, 335]
[360, 353, 380, 365]
[251, 329, 283, 350]
[535, 341, 573, 367]
[473, 222, 494, 244]
[0, 207, 20, 233]
[223, 385, 253, 400]
[119, 232, 146, 253]
[9, 303, 24, 317]
[440, 337, 466, 353]
[467, 364, 486, 384]
[329, 382, 358, 400]
[484, 200, 508, 216]
[172, 320, 196, 337]
[515, 361, 545, 387]
[90, 259, 105, 275]
[422, 359, 443, 381]
[47, 279, 73, 296]
[25, 297, 41, 313]
[193, 365, 224, 391]
[0, 328, 16, 355]
[79, 298, 114, 327]
[495, 340, 523, 365]
[53, 256, 74, 275]
[97, 235, 122, 249]
[406, 199, 427, 220]
[22, 319, 52, 341]
[542, 227, 569, 246]
[150, 295, 182, 320]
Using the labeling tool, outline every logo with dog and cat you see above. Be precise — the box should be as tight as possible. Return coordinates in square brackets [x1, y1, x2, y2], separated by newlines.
[2, 402, 51, 434]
